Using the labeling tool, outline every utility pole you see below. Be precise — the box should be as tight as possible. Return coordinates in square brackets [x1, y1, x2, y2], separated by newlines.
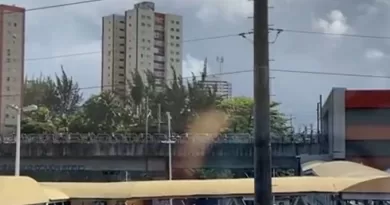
[285, 114, 296, 134]
[254, 0, 272, 205]
[216, 56, 224, 75]
[316, 102, 320, 133]
[319, 94, 323, 133]
[145, 97, 149, 137]
[157, 104, 161, 133]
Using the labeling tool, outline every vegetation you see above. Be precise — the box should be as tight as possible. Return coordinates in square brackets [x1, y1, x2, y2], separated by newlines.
[22, 67, 290, 135]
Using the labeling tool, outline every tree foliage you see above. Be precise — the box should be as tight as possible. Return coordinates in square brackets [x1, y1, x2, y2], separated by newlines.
[217, 97, 290, 136]
[22, 67, 289, 135]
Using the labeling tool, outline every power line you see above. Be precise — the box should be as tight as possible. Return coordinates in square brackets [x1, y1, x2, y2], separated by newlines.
[26, 51, 99, 62]
[4, 0, 105, 14]
[25, 31, 254, 62]
[269, 28, 390, 40]
[15, 68, 390, 98]
[31, 25, 389, 63]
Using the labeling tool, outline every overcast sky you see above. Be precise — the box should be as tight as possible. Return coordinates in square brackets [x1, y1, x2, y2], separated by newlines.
[3, 0, 390, 129]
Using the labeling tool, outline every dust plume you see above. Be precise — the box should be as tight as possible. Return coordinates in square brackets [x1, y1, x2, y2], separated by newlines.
[175, 109, 229, 178]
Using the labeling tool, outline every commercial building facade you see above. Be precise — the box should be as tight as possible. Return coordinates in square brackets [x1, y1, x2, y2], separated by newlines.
[101, 1, 182, 95]
[0, 5, 25, 133]
[323, 88, 390, 170]
[202, 79, 232, 98]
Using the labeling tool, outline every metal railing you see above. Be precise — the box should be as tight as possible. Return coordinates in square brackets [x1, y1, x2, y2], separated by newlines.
[0, 133, 324, 144]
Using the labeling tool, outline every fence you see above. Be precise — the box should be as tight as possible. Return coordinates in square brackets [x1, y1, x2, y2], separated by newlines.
[0, 133, 325, 144]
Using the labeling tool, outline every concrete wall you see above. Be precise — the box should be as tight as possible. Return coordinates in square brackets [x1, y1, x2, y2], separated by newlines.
[0, 156, 300, 171]
[322, 87, 346, 159]
[0, 142, 325, 158]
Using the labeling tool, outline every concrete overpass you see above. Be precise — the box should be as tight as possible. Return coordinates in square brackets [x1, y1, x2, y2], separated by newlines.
[0, 134, 327, 181]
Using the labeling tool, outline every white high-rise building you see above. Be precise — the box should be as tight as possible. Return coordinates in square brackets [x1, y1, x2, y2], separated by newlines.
[204, 74, 232, 99]
[101, 1, 183, 95]
[0, 5, 25, 133]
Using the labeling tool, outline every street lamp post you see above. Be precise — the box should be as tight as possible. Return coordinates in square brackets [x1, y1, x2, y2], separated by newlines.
[161, 112, 174, 205]
[145, 97, 151, 137]
[7, 104, 38, 176]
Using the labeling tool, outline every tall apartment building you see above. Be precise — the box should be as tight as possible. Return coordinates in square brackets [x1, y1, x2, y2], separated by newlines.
[0, 5, 25, 133]
[101, 1, 183, 95]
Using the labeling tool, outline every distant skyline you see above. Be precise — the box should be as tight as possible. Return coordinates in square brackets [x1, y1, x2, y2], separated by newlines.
[2, 0, 390, 128]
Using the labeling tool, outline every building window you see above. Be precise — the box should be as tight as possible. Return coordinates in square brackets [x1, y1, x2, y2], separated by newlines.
[6, 77, 10, 81]
[171, 28, 174, 31]
[141, 22, 145, 26]
[176, 36, 180, 40]
[176, 28, 180, 32]
[6, 87, 10, 91]
[176, 21, 180, 24]
[7, 49, 10, 56]
[176, 44, 180, 47]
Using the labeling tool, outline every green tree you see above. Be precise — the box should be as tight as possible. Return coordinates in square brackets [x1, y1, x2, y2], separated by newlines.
[24, 67, 83, 116]
[194, 169, 235, 179]
[21, 107, 56, 133]
[48, 66, 83, 115]
[23, 75, 52, 106]
[217, 97, 290, 136]
[81, 91, 133, 133]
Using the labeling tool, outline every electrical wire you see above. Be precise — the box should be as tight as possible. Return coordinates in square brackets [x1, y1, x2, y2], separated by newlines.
[269, 28, 390, 40]
[3, 0, 106, 14]
[14, 68, 390, 98]
[26, 31, 254, 62]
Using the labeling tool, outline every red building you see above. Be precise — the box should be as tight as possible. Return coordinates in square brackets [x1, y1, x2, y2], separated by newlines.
[323, 88, 390, 170]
